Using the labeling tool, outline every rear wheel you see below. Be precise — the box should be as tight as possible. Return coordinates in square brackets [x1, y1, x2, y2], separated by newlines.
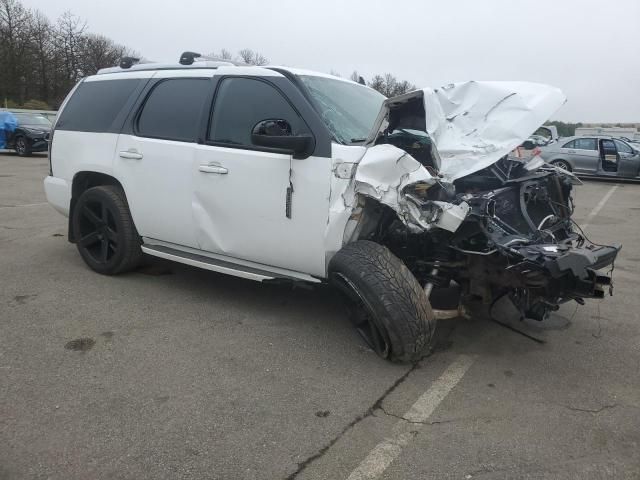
[15, 136, 32, 157]
[329, 240, 436, 363]
[551, 159, 571, 171]
[72, 185, 142, 275]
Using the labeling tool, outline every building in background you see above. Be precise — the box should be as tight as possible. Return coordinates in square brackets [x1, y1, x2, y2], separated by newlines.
[575, 126, 640, 140]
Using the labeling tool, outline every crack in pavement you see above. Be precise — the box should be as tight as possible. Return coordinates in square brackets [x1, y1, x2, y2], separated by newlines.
[283, 360, 423, 480]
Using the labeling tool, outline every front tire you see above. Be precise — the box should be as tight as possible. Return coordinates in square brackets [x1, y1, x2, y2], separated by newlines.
[15, 136, 32, 157]
[329, 240, 436, 363]
[72, 185, 142, 275]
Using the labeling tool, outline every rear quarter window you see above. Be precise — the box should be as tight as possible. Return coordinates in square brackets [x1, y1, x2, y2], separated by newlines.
[55, 79, 142, 133]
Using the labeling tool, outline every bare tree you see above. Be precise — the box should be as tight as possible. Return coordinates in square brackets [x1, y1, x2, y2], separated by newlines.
[0, 0, 33, 103]
[238, 48, 269, 66]
[368, 74, 385, 94]
[368, 73, 415, 97]
[29, 10, 53, 103]
[54, 11, 86, 85]
[80, 33, 130, 75]
[0, 0, 141, 108]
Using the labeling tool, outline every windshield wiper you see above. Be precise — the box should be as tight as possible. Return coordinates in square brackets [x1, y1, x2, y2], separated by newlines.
[350, 138, 367, 143]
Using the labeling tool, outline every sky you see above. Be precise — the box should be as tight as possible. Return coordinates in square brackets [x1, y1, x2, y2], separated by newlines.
[22, 0, 640, 123]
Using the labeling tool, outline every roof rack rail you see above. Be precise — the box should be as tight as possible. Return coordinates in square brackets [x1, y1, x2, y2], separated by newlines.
[120, 56, 140, 69]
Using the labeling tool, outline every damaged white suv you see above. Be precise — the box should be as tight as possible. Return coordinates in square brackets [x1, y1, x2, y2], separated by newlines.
[45, 53, 619, 362]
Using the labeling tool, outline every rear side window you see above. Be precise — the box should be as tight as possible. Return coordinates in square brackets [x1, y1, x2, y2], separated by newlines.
[209, 77, 309, 146]
[574, 138, 597, 150]
[137, 78, 211, 142]
[56, 79, 141, 132]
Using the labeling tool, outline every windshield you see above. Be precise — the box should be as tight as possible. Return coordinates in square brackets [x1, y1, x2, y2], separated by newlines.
[14, 113, 51, 127]
[298, 75, 385, 144]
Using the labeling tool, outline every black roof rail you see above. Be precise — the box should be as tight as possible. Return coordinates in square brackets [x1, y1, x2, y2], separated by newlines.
[120, 56, 140, 69]
[179, 51, 202, 65]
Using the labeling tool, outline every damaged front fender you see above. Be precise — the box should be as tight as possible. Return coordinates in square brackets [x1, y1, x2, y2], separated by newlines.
[346, 143, 469, 234]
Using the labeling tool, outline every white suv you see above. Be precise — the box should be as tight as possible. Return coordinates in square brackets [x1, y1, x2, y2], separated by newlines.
[45, 53, 618, 362]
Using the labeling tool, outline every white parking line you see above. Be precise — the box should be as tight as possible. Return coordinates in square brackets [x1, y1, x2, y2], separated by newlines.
[346, 355, 476, 480]
[582, 185, 618, 231]
[0, 202, 48, 209]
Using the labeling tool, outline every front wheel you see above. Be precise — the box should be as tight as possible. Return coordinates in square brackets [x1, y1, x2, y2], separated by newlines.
[329, 240, 436, 363]
[72, 185, 142, 275]
[15, 136, 32, 157]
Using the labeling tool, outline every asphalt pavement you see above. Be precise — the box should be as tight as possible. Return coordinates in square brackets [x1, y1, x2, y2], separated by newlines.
[1, 153, 639, 479]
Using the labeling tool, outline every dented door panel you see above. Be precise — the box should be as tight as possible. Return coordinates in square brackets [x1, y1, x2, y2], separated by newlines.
[193, 144, 331, 277]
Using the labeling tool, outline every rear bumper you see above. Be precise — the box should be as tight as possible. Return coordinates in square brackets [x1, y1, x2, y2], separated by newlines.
[44, 176, 71, 217]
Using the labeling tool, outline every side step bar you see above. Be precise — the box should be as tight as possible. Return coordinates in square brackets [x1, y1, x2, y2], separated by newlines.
[141, 244, 320, 283]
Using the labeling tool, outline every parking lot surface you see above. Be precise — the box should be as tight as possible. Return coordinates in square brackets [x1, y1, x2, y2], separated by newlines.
[1, 153, 639, 479]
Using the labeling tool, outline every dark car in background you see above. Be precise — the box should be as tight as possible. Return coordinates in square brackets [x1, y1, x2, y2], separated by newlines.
[5, 112, 52, 156]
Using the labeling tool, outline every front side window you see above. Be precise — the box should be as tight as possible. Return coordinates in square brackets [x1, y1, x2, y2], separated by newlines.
[298, 75, 385, 144]
[562, 140, 576, 149]
[574, 138, 597, 150]
[209, 77, 309, 147]
[137, 78, 210, 142]
[614, 139, 633, 154]
[601, 139, 616, 154]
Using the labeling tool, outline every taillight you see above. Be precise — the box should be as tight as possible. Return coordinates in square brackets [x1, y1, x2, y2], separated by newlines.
[47, 130, 54, 175]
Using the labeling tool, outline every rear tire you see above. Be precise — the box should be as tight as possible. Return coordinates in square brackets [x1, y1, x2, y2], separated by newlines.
[329, 240, 436, 363]
[551, 159, 571, 171]
[72, 185, 142, 275]
[15, 136, 32, 157]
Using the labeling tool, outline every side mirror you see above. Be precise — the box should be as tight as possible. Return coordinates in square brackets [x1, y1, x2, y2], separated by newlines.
[251, 119, 314, 159]
[522, 140, 536, 150]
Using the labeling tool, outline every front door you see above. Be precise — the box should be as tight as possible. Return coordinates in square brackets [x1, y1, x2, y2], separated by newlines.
[193, 75, 332, 277]
[614, 139, 640, 178]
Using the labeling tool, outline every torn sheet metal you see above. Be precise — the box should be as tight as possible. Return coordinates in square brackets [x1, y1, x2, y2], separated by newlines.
[348, 144, 467, 232]
[369, 81, 567, 182]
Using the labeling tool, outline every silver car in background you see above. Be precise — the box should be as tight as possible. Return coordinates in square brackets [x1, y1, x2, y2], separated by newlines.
[539, 135, 640, 178]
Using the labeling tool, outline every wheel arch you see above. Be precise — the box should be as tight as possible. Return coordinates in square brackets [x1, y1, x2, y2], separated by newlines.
[68, 171, 125, 242]
[550, 157, 573, 171]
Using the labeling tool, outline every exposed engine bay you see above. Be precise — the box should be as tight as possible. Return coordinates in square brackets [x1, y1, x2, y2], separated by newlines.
[341, 81, 620, 322]
[359, 156, 618, 321]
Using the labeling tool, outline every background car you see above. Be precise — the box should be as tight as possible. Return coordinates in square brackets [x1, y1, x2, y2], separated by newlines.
[5, 112, 52, 156]
[538, 135, 640, 178]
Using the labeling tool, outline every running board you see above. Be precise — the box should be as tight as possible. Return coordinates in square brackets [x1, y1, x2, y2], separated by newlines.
[141, 244, 320, 283]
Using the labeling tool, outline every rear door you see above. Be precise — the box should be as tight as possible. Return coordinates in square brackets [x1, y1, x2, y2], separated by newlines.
[599, 139, 619, 174]
[571, 137, 599, 172]
[115, 71, 214, 248]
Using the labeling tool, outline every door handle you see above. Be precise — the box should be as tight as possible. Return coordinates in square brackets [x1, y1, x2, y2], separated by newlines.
[119, 150, 143, 160]
[199, 165, 228, 174]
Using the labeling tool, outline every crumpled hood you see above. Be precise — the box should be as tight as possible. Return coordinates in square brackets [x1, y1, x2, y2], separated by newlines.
[371, 81, 567, 181]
